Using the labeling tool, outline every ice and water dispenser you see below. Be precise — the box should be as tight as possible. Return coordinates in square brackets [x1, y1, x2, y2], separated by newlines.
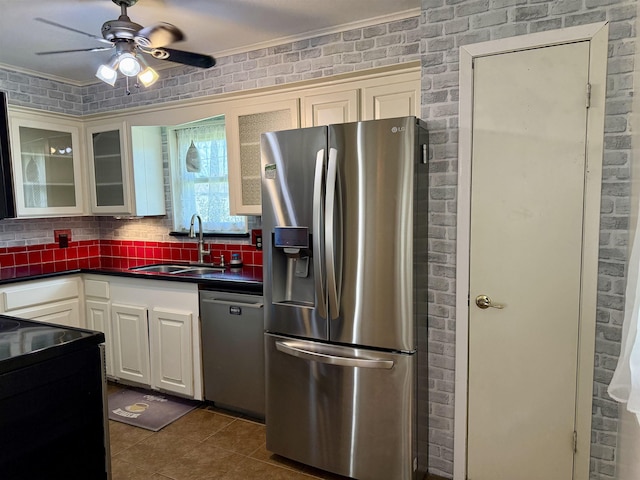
[271, 226, 315, 307]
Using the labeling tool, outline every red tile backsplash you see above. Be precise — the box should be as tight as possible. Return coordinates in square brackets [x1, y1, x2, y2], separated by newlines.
[0, 238, 263, 277]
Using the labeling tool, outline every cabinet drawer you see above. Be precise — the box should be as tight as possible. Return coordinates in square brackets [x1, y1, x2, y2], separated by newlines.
[3, 278, 80, 311]
[85, 279, 110, 299]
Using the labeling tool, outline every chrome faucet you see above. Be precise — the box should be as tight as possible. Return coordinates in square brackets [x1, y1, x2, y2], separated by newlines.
[189, 214, 210, 264]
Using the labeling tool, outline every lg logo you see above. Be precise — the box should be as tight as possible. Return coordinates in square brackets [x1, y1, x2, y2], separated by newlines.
[391, 126, 406, 133]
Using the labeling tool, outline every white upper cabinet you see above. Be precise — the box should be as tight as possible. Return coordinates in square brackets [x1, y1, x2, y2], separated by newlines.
[7, 64, 420, 219]
[362, 78, 420, 120]
[302, 88, 359, 127]
[225, 67, 419, 215]
[85, 120, 165, 216]
[86, 121, 129, 215]
[129, 126, 165, 216]
[8, 109, 86, 217]
[227, 98, 300, 216]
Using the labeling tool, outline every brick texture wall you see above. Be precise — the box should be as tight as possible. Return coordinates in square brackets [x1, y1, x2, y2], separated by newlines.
[81, 17, 422, 115]
[0, 3, 636, 478]
[420, 0, 636, 478]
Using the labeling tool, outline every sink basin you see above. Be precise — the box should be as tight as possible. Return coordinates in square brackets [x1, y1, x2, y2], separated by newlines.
[177, 266, 226, 275]
[130, 264, 190, 273]
[129, 264, 227, 276]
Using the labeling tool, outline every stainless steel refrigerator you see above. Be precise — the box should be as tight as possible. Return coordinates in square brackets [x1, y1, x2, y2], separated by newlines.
[261, 116, 429, 480]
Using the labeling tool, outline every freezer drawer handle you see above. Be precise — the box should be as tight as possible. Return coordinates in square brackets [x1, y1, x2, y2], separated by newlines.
[276, 341, 394, 369]
[202, 299, 264, 309]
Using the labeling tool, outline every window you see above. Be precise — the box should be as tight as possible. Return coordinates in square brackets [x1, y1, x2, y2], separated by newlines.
[169, 116, 247, 234]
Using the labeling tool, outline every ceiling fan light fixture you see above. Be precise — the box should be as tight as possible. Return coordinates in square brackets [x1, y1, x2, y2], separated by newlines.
[118, 52, 141, 77]
[96, 63, 118, 86]
[138, 67, 159, 87]
[37, 0, 216, 89]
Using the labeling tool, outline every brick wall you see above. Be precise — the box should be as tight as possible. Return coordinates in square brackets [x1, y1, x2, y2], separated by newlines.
[0, 69, 84, 115]
[0, 215, 100, 247]
[0, 4, 636, 478]
[420, 0, 636, 478]
[81, 17, 422, 115]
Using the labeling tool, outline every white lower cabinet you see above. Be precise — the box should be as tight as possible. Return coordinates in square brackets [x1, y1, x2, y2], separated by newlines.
[0, 276, 83, 328]
[84, 275, 202, 400]
[112, 303, 151, 385]
[10, 298, 81, 328]
[150, 308, 194, 397]
[86, 298, 114, 377]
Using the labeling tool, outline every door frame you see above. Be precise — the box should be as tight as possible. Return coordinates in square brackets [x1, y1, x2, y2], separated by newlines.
[454, 22, 608, 480]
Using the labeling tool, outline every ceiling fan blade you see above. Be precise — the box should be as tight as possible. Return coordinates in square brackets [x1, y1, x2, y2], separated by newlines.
[34, 17, 113, 45]
[157, 48, 216, 69]
[136, 22, 184, 48]
[36, 47, 115, 55]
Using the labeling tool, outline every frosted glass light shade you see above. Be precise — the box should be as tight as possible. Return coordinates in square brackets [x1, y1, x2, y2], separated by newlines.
[119, 53, 141, 77]
[96, 64, 118, 86]
[138, 67, 159, 87]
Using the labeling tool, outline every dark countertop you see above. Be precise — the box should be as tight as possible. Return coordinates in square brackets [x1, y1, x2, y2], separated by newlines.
[0, 316, 105, 375]
[0, 264, 263, 295]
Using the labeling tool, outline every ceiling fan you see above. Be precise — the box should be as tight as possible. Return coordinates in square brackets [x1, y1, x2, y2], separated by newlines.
[35, 0, 216, 88]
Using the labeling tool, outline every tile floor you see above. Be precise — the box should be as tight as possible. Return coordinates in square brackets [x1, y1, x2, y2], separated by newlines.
[107, 383, 437, 480]
[107, 383, 351, 480]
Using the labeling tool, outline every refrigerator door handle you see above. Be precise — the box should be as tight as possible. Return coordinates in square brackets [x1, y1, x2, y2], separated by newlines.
[275, 340, 394, 369]
[325, 147, 340, 319]
[313, 149, 327, 319]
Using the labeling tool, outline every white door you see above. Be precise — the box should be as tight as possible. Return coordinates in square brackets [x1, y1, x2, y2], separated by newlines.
[467, 41, 590, 479]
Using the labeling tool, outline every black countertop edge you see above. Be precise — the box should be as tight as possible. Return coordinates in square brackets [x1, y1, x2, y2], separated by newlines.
[89, 269, 264, 295]
[0, 316, 105, 375]
[0, 270, 80, 286]
[0, 267, 263, 295]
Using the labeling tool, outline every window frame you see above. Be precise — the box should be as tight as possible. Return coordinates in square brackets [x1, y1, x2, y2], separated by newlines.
[167, 117, 248, 235]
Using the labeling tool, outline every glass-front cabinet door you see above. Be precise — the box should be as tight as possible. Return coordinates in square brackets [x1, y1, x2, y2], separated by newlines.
[227, 98, 299, 215]
[86, 121, 165, 217]
[9, 111, 85, 217]
[85, 122, 131, 215]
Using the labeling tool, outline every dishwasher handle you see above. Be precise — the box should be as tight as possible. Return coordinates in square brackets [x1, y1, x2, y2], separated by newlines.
[201, 298, 264, 309]
[275, 341, 394, 369]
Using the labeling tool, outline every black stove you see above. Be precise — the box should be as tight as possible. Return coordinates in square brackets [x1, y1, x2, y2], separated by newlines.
[0, 318, 19, 332]
[0, 315, 104, 373]
[0, 315, 107, 479]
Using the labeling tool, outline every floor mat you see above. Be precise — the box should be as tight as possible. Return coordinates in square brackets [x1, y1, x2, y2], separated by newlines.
[108, 387, 200, 431]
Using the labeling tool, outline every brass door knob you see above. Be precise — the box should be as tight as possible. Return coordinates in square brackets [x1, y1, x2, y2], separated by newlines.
[475, 295, 504, 310]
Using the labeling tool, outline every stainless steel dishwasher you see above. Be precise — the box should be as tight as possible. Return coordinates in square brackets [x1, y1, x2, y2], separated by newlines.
[200, 290, 265, 419]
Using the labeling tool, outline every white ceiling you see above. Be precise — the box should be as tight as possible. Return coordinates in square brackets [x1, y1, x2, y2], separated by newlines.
[0, 0, 419, 86]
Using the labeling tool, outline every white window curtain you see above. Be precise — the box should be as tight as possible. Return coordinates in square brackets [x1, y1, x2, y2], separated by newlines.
[172, 118, 246, 233]
[609, 203, 640, 424]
